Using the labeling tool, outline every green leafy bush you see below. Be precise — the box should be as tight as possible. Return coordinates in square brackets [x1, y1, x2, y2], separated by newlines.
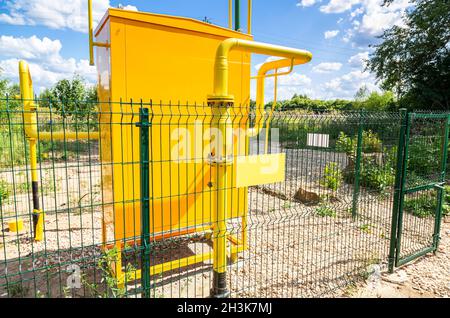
[407, 136, 441, 178]
[404, 193, 436, 218]
[362, 130, 383, 153]
[339, 129, 395, 193]
[335, 131, 354, 155]
[359, 156, 395, 193]
[0, 179, 11, 201]
[404, 185, 450, 218]
[315, 204, 336, 217]
[321, 162, 343, 191]
[335, 130, 382, 155]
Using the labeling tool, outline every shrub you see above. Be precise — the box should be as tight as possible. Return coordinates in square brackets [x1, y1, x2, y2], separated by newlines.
[407, 136, 441, 178]
[335, 131, 354, 155]
[335, 130, 382, 155]
[336, 127, 395, 193]
[315, 204, 336, 217]
[404, 193, 436, 218]
[361, 130, 383, 153]
[321, 162, 343, 191]
[0, 179, 11, 202]
[359, 157, 395, 193]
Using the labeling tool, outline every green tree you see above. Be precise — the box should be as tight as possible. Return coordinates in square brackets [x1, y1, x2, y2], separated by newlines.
[38, 75, 98, 119]
[368, 0, 450, 110]
[363, 91, 396, 111]
[0, 70, 21, 118]
[354, 85, 370, 102]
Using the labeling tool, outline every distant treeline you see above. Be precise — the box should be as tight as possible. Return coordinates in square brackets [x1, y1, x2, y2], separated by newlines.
[252, 88, 397, 112]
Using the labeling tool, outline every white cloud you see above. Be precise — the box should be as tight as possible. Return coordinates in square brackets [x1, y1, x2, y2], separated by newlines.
[0, 0, 138, 33]
[324, 30, 340, 39]
[118, 4, 138, 11]
[297, 0, 317, 7]
[0, 35, 96, 91]
[348, 51, 369, 68]
[320, 0, 361, 14]
[250, 66, 313, 101]
[0, 35, 61, 60]
[322, 70, 378, 99]
[312, 62, 342, 73]
[333, 0, 413, 45]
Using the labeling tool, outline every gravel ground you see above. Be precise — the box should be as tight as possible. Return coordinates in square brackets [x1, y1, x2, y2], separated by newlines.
[0, 147, 447, 298]
[351, 218, 450, 298]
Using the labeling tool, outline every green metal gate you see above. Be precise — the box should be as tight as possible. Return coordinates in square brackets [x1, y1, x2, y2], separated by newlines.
[389, 112, 450, 271]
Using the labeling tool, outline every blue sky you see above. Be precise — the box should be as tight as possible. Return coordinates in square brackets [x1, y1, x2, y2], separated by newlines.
[0, 0, 413, 100]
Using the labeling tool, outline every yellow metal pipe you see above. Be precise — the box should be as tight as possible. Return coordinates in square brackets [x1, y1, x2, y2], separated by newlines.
[208, 39, 311, 296]
[247, 0, 252, 34]
[121, 245, 245, 283]
[18, 61, 99, 141]
[228, 0, 233, 29]
[247, 53, 312, 137]
[19, 60, 98, 241]
[88, 0, 94, 66]
[211, 38, 312, 99]
[264, 68, 278, 154]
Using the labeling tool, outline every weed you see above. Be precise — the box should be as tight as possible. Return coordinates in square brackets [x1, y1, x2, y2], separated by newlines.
[7, 283, 29, 297]
[282, 202, 292, 209]
[404, 192, 436, 218]
[321, 162, 343, 191]
[82, 247, 136, 298]
[315, 204, 336, 217]
[0, 179, 10, 201]
[359, 224, 372, 234]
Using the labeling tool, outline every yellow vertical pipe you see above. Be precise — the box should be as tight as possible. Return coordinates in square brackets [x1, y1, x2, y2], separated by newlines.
[30, 138, 44, 241]
[88, 0, 94, 66]
[18, 61, 44, 241]
[228, 0, 233, 29]
[247, 0, 252, 34]
[210, 102, 231, 296]
[264, 68, 277, 154]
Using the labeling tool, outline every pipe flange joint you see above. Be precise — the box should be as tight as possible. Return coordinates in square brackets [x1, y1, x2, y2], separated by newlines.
[207, 95, 234, 108]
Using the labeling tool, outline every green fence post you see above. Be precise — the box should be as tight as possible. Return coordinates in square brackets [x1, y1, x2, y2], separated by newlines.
[351, 110, 364, 219]
[388, 108, 408, 273]
[433, 114, 450, 251]
[138, 107, 151, 298]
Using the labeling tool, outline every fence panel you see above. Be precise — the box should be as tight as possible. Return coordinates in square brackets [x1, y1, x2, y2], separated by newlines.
[0, 98, 445, 298]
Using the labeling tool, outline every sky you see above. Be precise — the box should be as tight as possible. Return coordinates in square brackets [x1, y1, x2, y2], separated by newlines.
[0, 0, 413, 100]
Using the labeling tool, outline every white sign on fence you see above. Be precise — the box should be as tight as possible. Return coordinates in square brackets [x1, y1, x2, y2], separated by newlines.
[307, 133, 330, 148]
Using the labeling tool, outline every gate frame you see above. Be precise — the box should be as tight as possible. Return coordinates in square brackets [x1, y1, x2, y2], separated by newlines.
[389, 110, 450, 272]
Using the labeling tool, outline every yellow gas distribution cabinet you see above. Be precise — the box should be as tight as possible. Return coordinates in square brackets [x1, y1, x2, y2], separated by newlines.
[94, 9, 252, 245]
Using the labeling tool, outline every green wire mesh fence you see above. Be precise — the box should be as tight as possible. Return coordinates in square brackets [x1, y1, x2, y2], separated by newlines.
[0, 98, 448, 298]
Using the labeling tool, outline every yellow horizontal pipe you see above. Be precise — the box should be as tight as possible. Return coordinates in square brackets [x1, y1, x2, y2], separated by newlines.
[33, 131, 99, 141]
[93, 41, 110, 48]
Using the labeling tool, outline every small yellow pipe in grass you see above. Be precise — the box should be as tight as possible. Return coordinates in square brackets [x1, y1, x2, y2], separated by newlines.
[122, 245, 245, 284]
